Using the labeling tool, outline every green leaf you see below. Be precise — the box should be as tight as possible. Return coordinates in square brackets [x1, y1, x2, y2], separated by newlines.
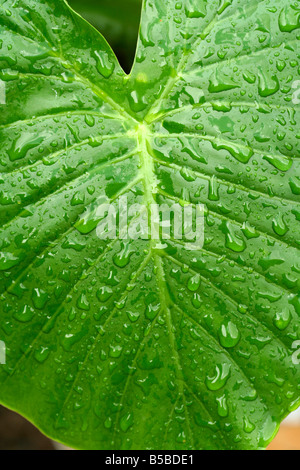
[0, 0, 299, 450]
[67, 0, 142, 73]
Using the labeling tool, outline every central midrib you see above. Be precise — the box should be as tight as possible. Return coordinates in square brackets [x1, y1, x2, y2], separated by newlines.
[136, 122, 159, 236]
[136, 123, 194, 443]
[137, 124, 188, 426]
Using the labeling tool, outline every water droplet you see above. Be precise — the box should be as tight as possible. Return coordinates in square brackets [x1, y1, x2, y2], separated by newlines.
[109, 344, 123, 358]
[120, 412, 134, 432]
[61, 328, 88, 352]
[241, 222, 259, 240]
[62, 238, 86, 252]
[32, 288, 48, 309]
[244, 417, 256, 434]
[206, 364, 231, 391]
[276, 60, 286, 72]
[219, 321, 240, 348]
[14, 305, 35, 323]
[264, 155, 292, 172]
[208, 176, 220, 201]
[224, 222, 246, 253]
[8, 132, 44, 161]
[77, 293, 90, 311]
[113, 243, 133, 268]
[127, 311, 140, 323]
[145, 301, 161, 320]
[289, 177, 300, 195]
[71, 192, 85, 206]
[258, 71, 280, 97]
[187, 273, 201, 292]
[97, 286, 113, 302]
[259, 416, 278, 446]
[278, 5, 300, 32]
[34, 346, 50, 363]
[243, 70, 256, 84]
[94, 51, 115, 78]
[176, 430, 187, 443]
[76, 212, 100, 234]
[192, 292, 202, 309]
[272, 215, 288, 236]
[212, 141, 253, 164]
[273, 308, 292, 331]
[0, 251, 21, 270]
[218, 0, 233, 14]
[128, 91, 147, 113]
[180, 167, 196, 182]
[104, 417, 112, 429]
[208, 75, 239, 94]
[185, 0, 206, 18]
[216, 394, 229, 417]
[85, 114, 95, 127]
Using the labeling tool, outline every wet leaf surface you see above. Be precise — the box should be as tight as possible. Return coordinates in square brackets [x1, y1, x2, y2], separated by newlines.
[0, 0, 299, 450]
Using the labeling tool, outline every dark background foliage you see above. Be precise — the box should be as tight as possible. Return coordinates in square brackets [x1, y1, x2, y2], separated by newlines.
[68, 0, 142, 73]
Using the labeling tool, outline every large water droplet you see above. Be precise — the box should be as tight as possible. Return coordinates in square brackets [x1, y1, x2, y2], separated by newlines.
[113, 243, 133, 268]
[97, 286, 113, 302]
[14, 305, 35, 323]
[272, 215, 288, 236]
[273, 308, 292, 331]
[225, 223, 246, 253]
[128, 91, 147, 113]
[8, 132, 44, 162]
[34, 346, 50, 363]
[185, 0, 206, 18]
[127, 310, 140, 323]
[219, 321, 240, 348]
[244, 417, 256, 434]
[120, 412, 134, 432]
[212, 141, 253, 164]
[187, 273, 201, 292]
[32, 288, 48, 309]
[94, 51, 115, 78]
[77, 293, 90, 311]
[216, 394, 229, 417]
[208, 176, 220, 201]
[0, 251, 21, 270]
[206, 364, 231, 391]
[258, 71, 280, 97]
[278, 5, 300, 32]
[264, 155, 292, 172]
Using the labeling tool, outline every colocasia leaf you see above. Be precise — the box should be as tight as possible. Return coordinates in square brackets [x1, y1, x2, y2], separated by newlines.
[0, 0, 299, 450]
